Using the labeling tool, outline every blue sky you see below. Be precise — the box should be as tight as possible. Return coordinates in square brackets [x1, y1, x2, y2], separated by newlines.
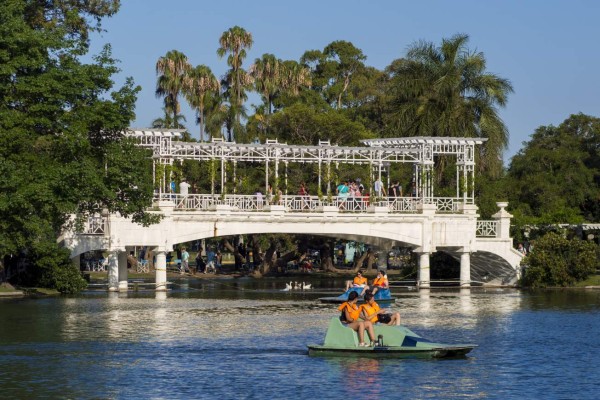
[89, 0, 600, 164]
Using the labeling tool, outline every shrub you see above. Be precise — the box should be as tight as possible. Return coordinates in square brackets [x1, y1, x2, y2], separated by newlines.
[521, 232, 598, 287]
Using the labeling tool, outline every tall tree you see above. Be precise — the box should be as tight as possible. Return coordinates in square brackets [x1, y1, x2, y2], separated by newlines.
[0, 0, 157, 292]
[155, 50, 191, 129]
[301, 41, 367, 110]
[507, 114, 600, 223]
[249, 53, 282, 115]
[217, 26, 253, 138]
[387, 34, 513, 177]
[152, 107, 187, 130]
[183, 65, 220, 142]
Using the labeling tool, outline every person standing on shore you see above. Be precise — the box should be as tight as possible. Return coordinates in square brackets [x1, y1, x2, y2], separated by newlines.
[181, 247, 189, 275]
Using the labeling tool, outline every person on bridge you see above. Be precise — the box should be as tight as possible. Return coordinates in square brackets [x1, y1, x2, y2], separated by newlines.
[298, 182, 309, 210]
[345, 270, 369, 296]
[336, 181, 349, 210]
[255, 189, 264, 210]
[374, 177, 386, 198]
[371, 269, 389, 295]
[338, 291, 376, 347]
[360, 292, 401, 326]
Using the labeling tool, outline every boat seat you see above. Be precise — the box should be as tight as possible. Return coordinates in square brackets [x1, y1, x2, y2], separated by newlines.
[323, 317, 360, 347]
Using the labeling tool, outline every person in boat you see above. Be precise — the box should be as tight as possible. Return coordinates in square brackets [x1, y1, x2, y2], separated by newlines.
[344, 270, 369, 296]
[360, 292, 401, 326]
[338, 291, 376, 347]
[371, 269, 389, 296]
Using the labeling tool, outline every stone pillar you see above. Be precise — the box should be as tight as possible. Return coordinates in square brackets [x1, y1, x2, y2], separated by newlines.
[492, 202, 513, 239]
[460, 252, 471, 287]
[107, 251, 119, 292]
[155, 251, 167, 291]
[418, 253, 430, 288]
[118, 250, 128, 292]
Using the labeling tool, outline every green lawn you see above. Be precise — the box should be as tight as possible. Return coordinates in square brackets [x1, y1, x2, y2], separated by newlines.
[575, 274, 600, 287]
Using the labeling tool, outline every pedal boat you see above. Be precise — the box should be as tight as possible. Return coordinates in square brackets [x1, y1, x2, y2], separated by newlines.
[319, 287, 396, 305]
[308, 317, 477, 358]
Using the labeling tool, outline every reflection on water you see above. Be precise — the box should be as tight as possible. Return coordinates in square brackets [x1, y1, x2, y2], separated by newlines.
[1, 285, 600, 399]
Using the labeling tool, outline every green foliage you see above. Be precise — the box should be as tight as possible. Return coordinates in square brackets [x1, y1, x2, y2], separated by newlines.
[506, 114, 600, 223]
[0, 1, 156, 291]
[384, 34, 513, 178]
[521, 232, 598, 287]
[269, 103, 374, 146]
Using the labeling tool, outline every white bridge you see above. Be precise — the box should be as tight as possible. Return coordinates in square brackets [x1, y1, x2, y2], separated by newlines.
[63, 130, 524, 291]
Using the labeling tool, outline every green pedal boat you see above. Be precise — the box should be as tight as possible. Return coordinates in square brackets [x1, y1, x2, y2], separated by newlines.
[308, 317, 477, 358]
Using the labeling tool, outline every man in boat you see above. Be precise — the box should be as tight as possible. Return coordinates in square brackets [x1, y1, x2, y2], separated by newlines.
[360, 292, 401, 326]
[338, 291, 376, 347]
[371, 269, 389, 296]
[344, 270, 369, 296]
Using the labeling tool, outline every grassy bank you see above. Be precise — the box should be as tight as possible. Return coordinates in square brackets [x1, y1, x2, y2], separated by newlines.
[575, 274, 600, 287]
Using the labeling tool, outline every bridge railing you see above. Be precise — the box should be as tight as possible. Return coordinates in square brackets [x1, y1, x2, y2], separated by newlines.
[476, 220, 498, 237]
[153, 193, 471, 214]
[83, 214, 106, 235]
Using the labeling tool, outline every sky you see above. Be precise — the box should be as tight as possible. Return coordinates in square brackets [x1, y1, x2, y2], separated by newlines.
[88, 0, 600, 164]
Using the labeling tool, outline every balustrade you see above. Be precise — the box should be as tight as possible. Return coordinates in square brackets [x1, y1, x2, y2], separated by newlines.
[83, 215, 106, 235]
[476, 220, 498, 237]
[155, 193, 472, 214]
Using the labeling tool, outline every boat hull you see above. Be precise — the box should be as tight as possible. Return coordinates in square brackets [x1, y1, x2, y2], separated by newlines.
[307, 344, 475, 359]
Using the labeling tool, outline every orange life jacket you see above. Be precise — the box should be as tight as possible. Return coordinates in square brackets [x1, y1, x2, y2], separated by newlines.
[353, 276, 367, 285]
[360, 302, 380, 323]
[338, 301, 360, 322]
[373, 276, 387, 287]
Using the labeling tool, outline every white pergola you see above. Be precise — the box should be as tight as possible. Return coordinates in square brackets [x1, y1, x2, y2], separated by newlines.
[126, 129, 485, 204]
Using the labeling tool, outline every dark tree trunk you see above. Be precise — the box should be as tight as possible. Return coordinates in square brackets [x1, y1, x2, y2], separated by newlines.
[222, 238, 247, 267]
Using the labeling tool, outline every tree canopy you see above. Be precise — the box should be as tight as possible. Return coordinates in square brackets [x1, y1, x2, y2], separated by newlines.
[506, 113, 600, 224]
[0, 0, 157, 291]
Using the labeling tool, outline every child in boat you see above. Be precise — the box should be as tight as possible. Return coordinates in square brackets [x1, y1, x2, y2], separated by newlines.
[344, 270, 369, 296]
[371, 269, 389, 295]
[338, 291, 376, 347]
[360, 292, 401, 326]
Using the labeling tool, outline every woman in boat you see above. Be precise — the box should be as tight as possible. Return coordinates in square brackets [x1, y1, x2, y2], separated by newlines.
[338, 291, 376, 347]
[371, 269, 389, 296]
[360, 292, 401, 326]
[344, 270, 369, 296]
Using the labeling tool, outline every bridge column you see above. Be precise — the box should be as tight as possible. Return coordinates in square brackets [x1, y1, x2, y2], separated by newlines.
[107, 251, 119, 292]
[418, 253, 430, 289]
[118, 250, 128, 292]
[155, 251, 168, 291]
[460, 252, 471, 287]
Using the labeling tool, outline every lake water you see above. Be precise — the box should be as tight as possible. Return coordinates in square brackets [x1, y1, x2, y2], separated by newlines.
[1, 278, 600, 399]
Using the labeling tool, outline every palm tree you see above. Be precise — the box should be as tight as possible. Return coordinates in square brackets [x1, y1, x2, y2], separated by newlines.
[388, 34, 513, 176]
[155, 50, 191, 129]
[249, 53, 282, 115]
[281, 60, 311, 97]
[151, 107, 187, 129]
[217, 26, 253, 136]
[183, 65, 220, 142]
